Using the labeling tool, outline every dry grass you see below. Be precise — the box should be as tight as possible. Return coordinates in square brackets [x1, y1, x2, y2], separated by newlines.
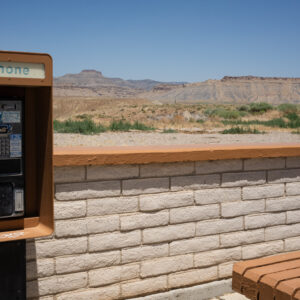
[54, 97, 300, 133]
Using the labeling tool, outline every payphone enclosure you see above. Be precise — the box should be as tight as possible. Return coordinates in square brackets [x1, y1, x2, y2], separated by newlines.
[0, 51, 53, 242]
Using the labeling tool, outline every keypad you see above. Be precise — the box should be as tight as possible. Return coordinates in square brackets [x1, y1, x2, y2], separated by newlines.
[0, 137, 10, 157]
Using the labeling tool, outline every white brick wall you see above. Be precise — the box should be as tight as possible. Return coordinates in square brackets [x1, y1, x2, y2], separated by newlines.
[27, 156, 300, 299]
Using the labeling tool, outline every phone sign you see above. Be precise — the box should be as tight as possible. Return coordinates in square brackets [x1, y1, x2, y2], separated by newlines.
[0, 62, 45, 79]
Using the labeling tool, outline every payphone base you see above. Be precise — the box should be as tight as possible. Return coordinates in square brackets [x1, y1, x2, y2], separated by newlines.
[0, 240, 26, 300]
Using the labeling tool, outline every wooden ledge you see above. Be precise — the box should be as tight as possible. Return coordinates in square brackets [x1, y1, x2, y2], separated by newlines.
[53, 143, 300, 166]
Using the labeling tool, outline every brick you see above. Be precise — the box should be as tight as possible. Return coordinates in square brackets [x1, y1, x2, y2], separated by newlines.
[54, 166, 85, 183]
[220, 229, 264, 247]
[141, 254, 193, 277]
[286, 182, 300, 196]
[140, 191, 193, 211]
[287, 210, 300, 224]
[168, 266, 218, 288]
[219, 261, 235, 278]
[286, 157, 300, 168]
[143, 223, 195, 244]
[245, 212, 286, 229]
[268, 169, 300, 183]
[27, 272, 87, 298]
[243, 184, 284, 200]
[171, 174, 220, 191]
[87, 215, 119, 234]
[242, 241, 284, 259]
[196, 159, 242, 174]
[121, 276, 168, 298]
[56, 285, 120, 300]
[87, 164, 139, 180]
[122, 244, 168, 264]
[121, 211, 168, 231]
[35, 237, 87, 258]
[87, 196, 138, 216]
[140, 162, 194, 177]
[123, 177, 169, 195]
[89, 264, 139, 287]
[194, 247, 241, 268]
[265, 223, 300, 241]
[196, 217, 243, 236]
[195, 188, 241, 205]
[55, 219, 87, 238]
[170, 204, 219, 224]
[285, 236, 300, 251]
[222, 171, 266, 187]
[27, 259, 55, 281]
[170, 235, 219, 255]
[56, 251, 120, 274]
[221, 200, 265, 217]
[54, 201, 86, 220]
[244, 158, 285, 171]
[55, 181, 120, 200]
[89, 230, 141, 252]
[266, 196, 300, 212]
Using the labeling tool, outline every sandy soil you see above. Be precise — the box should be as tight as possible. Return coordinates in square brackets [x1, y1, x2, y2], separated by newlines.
[54, 132, 300, 147]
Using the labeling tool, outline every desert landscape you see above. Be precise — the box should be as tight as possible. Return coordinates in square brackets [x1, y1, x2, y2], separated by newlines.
[53, 70, 300, 146]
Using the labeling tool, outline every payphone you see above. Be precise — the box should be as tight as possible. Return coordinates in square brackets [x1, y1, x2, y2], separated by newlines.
[0, 51, 53, 299]
[0, 99, 24, 218]
[0, 51, 54, 240]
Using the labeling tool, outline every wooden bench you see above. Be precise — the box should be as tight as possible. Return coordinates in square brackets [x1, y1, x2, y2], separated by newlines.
[233, 251, 300, 300]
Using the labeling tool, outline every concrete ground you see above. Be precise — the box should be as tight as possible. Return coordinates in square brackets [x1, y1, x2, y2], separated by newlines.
[211, 293, 249, 300]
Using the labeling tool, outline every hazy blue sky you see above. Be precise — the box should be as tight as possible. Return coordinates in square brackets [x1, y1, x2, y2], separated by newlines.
[1, 0, 300, 82]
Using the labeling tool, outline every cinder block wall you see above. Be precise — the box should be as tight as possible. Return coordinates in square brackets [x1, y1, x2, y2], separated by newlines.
[26, 157, 300, 299]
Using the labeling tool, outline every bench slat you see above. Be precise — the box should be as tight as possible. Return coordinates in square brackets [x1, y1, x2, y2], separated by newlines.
[233, 251, 300, 300]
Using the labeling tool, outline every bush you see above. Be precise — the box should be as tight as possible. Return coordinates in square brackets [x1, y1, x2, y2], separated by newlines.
[204, 108, 241, 119]
[221, 126, 263, 134]
[238, 105, 250, 112]
[249, 102, 273, 114]
[277, 103, 298, 114]
[286, 112, 299, 121]
[54, 119, 155, 134]
[109, 120, 154, 131]
[53, 119, 107, 134]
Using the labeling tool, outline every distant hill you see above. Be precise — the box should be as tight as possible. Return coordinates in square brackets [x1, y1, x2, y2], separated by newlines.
[142, 76, 300, 104]
[54, 71, 300, 104]
[54, 70, 183, 98]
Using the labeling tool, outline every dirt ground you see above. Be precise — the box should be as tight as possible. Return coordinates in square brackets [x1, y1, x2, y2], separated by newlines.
[54, 132, 300, 147]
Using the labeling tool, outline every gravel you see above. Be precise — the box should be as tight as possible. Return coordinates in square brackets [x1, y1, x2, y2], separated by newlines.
[54, 132, 300, 147]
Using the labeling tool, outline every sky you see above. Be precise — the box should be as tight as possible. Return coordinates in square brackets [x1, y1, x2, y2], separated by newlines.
[1, 0, 300, 82]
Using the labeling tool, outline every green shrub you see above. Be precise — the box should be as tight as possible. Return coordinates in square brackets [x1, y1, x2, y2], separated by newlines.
[54, 119, 155, 134]
[238, 105, 250, 112]
[277, 103, 298, 114]
[109, 120, 133, 131]
[204, 108, 241, 119]
[286, 112, 299, 121]
[221, 126, 263, 134]
[109, 120, 154, 131]
[249, 102, 273, 114]
[222, 117, 300, 129]
[53, 119, 107, 134]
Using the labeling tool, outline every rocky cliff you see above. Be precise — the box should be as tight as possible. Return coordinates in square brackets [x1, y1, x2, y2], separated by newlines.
[143, 76, 300, 104]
